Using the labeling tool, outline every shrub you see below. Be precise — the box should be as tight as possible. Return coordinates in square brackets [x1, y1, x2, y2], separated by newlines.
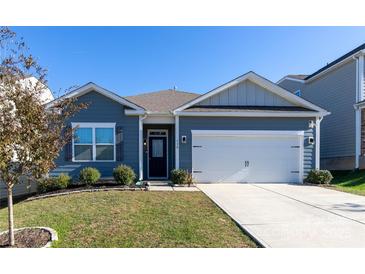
[170, 169, 193, 185]
[305, 169, 333, 185]
[113, 164, 136, 185]
[37, 173, 71, 193]
[79, 167, 101, 185]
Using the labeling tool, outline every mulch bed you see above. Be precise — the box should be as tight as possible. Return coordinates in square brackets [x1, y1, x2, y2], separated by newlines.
[25, 184, 147, 202]
[0, 228, 51, 248]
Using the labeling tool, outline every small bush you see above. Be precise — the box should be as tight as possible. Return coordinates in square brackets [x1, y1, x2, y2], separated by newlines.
[305, 169, 333, 185]
[113, 164, 136, 185]
[170, 169, 193, 185]
[79, 167, 101, 185]
[38, 173, 71, 193]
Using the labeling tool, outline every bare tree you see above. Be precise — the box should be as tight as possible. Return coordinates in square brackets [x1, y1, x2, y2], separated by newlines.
[0, 27, 86, 246]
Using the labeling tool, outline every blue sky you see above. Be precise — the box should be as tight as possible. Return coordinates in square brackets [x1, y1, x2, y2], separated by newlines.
[12, 27, 365, 97]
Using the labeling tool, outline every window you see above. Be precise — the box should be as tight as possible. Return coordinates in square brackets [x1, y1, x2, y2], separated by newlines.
[294, 89, 301, 97]
[72, 123, 115, 162]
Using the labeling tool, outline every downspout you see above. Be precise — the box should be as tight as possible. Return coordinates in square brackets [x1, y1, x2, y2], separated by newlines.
[138, 114, 147, 180]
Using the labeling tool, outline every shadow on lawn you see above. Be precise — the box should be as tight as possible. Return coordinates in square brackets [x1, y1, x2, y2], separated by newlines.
[330, 170, 365, 187]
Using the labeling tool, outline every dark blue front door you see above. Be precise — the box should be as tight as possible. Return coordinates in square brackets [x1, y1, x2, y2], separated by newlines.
[148, 136, 167, 178]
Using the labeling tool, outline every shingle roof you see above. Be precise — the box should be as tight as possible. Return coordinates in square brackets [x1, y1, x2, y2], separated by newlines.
[305, 43, 365, 80]
[185, 106, 314, 112]
[285, 74, 308, 80]
[125, 89, 200, 112]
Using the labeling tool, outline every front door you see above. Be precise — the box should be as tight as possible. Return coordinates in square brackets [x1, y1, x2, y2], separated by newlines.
[148, 136, 167, 178]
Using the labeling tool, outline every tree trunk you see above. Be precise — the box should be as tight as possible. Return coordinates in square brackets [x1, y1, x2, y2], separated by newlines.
[7, 185, 15, 246]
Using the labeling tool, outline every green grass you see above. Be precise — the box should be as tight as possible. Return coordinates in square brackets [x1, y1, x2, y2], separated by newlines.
[329, 170, 365, 196]
[0, 191, 256, 248]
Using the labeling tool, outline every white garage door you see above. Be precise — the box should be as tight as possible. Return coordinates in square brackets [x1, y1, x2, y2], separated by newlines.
[191, 130, 303, 183]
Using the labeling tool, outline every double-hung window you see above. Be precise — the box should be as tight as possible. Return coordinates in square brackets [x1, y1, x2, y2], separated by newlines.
[72, 123, 116, 162]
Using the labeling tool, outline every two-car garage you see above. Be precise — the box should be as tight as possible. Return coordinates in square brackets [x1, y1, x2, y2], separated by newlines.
[191, 130, 304, 184]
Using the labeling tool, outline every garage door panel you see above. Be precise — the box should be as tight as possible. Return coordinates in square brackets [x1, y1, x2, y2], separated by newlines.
[192, 132, 302, 183]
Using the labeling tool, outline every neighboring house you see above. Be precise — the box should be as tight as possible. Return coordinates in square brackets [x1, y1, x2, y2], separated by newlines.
[49, 71, 328, 184]
[277, 43, 365, 170]
[0, 77, 54, 200]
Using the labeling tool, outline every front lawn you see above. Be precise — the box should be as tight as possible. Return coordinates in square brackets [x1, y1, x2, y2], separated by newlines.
[0, 191, 256, 248]
[329, 170, 365, 196]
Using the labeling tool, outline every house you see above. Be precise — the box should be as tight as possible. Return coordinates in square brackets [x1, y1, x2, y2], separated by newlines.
[49, 71, 329, 184]
[277, 43, 365, 170]
[0, 77, 54, 201]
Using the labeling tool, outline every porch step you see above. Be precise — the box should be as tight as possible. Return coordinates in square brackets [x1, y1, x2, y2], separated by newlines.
[145, 181, 172, 187]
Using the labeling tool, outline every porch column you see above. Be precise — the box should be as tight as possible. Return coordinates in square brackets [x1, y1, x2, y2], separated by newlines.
[138, 115, 144, 180]
[175, 115, 179, 169]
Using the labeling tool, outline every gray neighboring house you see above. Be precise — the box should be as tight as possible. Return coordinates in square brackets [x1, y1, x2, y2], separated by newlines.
[49, 71, 328, 184]
[0, 77, 54, 201]
[277, 43, 365, 170]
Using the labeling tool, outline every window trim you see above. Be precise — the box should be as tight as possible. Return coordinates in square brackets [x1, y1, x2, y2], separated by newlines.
[72, 122, 116, 162]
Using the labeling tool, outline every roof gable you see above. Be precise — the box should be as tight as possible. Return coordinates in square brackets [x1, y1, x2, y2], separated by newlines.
[196, 79, 295, 107]
[46, 82, 144, 111]
[174, 71, 329, 115]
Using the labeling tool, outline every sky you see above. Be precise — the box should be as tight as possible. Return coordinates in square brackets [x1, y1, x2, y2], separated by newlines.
[11, 27, 365, 97]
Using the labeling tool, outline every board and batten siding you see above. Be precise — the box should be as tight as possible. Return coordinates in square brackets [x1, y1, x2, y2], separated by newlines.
[178, 116, 316, 178]
[52, 91, 140, 178]
[197, 80, 295, 107]
[280, 60, 357, 159]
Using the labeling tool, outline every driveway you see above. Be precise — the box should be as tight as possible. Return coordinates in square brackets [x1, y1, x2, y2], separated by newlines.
[198, 183, 365, 247]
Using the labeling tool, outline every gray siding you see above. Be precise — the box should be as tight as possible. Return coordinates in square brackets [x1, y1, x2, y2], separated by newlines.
[143, 124, 175, 179]
[198, 80, 295, 107]
[0, 177, 38, 201]
[52, 91, 139, 179]
[278, 79, 305, 93]
[179, 116, 316, 176]
[281, 60, 357, 159]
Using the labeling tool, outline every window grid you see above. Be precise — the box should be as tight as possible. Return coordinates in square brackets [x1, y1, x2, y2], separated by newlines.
[72, 123, 116, 162]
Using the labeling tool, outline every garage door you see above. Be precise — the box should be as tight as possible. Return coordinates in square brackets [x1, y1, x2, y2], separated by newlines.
[191, 130, 303, 183]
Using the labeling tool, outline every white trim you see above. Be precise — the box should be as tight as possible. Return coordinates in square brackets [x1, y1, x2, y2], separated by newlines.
[143, 115, 175, 124]
[276, 76, 305, 85]
[175, 116, 180, 169]
[138, 116, 144, 180]
[191, 130, 304, 136]
[47, 82, 144, 111]
[306, 50, 365, 83]
[299, 134, 304, 183]
[355, 109, 361, 169]
[359, 55, 365, 102]
[71, 122, 116, 162]
[124, 109, 146, 115]
[315, 117, 322, 170]
[175, 110, 326, 118]
[147, 129, 169, 180]
[174, 72, 329, 116]
[356, 56, 360, 102]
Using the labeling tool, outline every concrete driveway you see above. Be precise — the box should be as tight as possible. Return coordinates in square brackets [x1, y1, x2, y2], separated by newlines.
[197, 183, 365, 247]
